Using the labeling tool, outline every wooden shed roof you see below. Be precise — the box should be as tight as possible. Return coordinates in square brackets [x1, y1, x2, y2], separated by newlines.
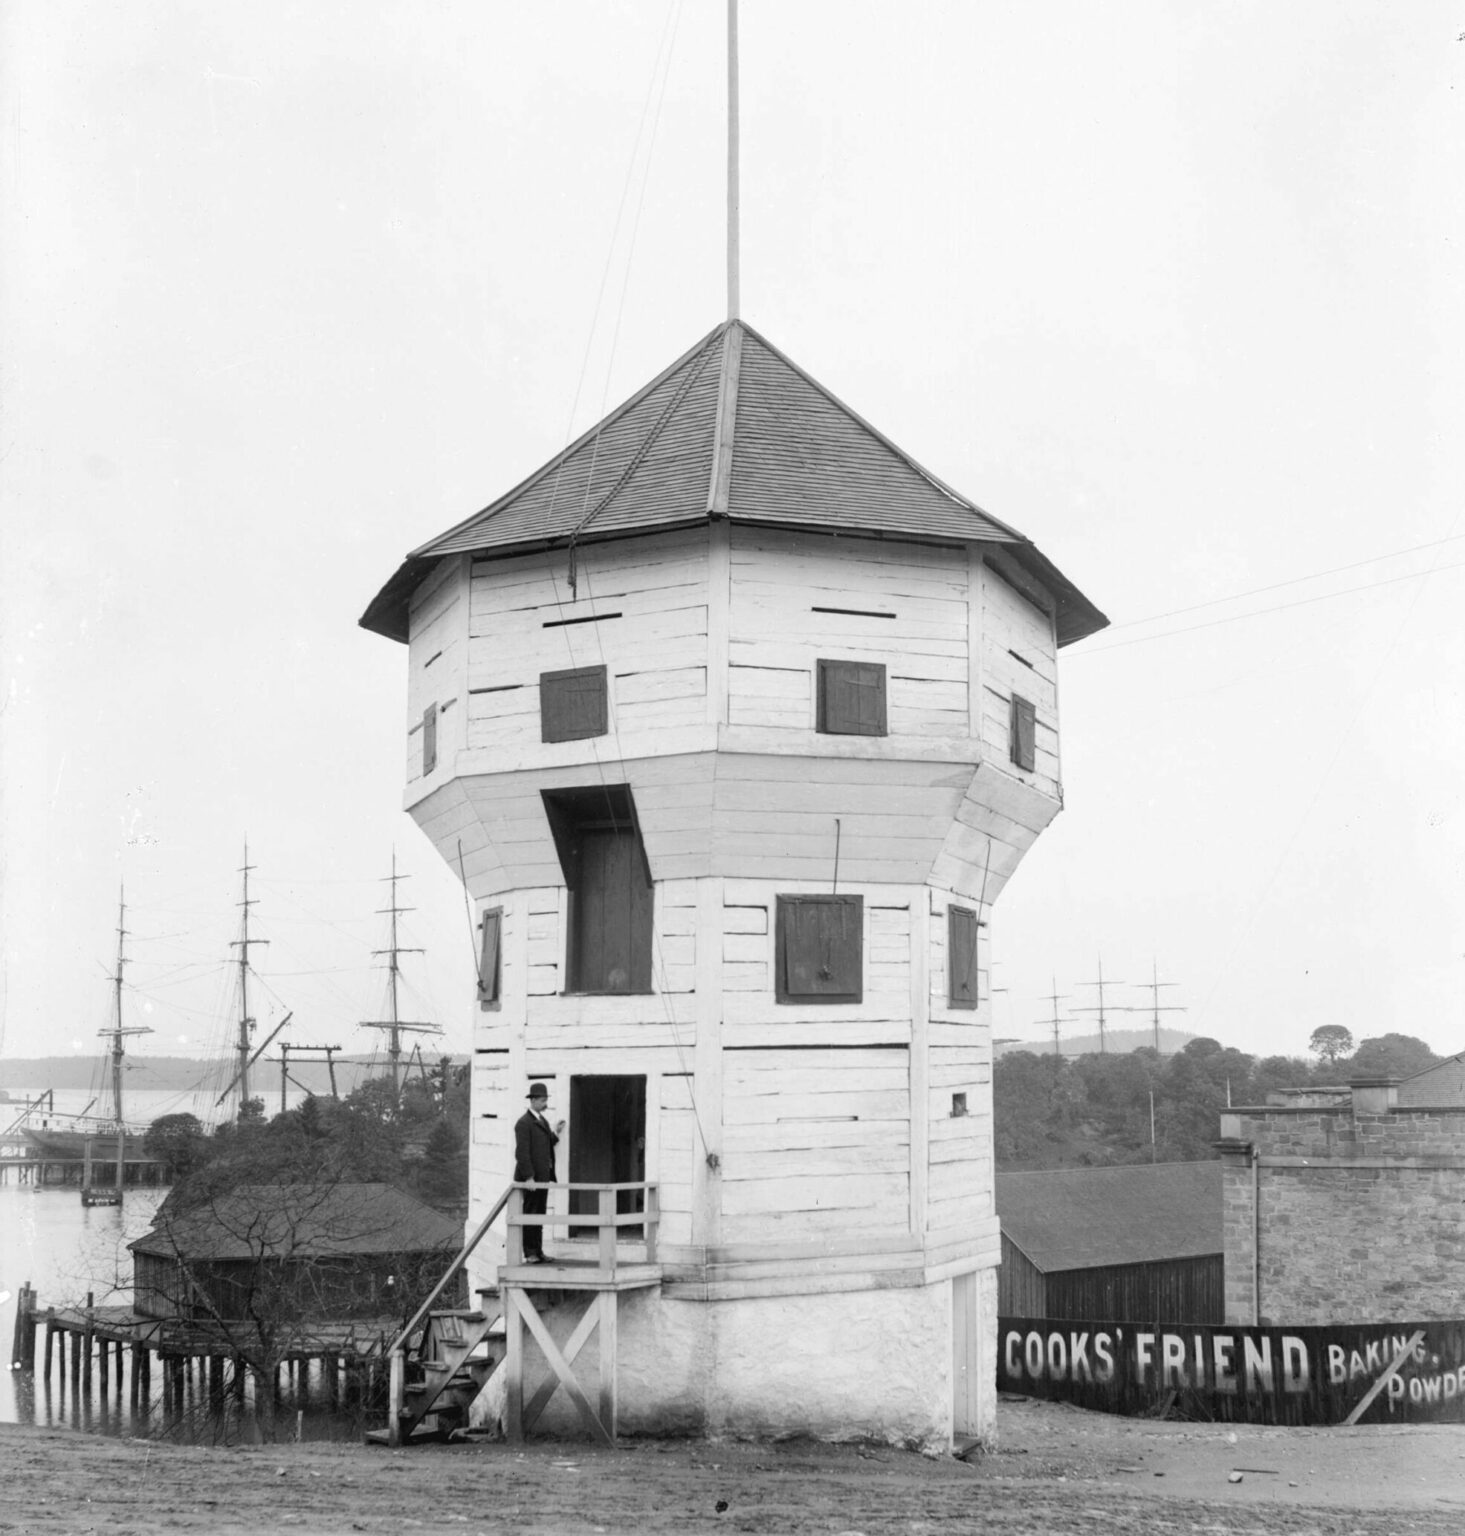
[361, 320, 1108, 646]
[996, 1160, 1222, 1274]
[129, 1182, 461, 1262]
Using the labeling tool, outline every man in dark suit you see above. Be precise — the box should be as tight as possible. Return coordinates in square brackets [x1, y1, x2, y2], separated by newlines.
[514, 1082, 564, 1263]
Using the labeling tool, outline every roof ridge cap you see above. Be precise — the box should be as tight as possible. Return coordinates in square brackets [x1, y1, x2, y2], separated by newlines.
[408, 321, 732, 561]
[734, 324, 1022, 536]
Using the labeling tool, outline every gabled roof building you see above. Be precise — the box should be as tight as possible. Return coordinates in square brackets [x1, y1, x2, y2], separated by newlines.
[362, 319, 1105, 1449]
[997, 1162, 1224, 1323]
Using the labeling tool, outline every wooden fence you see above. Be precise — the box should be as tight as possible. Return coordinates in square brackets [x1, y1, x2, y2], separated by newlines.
[998, 1315, 1465, 1425]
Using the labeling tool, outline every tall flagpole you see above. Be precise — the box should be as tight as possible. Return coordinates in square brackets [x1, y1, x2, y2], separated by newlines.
[727, 0, 740, 319]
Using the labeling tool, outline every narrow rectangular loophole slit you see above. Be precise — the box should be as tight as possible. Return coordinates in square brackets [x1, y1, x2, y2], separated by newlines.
[542, 611, 624, 629]
[811, 606, 896, 620]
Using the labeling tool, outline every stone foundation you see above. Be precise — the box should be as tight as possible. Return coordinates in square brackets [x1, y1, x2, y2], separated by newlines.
[473, 1274, 984, 1451]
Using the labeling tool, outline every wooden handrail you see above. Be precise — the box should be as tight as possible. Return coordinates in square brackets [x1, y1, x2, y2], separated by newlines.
[387, 1183, 513, 1358]
[385, 1180, 659, 1445]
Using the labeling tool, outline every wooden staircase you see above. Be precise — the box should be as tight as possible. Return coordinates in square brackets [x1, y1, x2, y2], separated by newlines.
[366, 1181, 660, 1447]
[369, 1306, 505, 1444]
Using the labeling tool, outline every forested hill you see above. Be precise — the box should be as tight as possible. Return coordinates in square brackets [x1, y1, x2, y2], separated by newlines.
[994, 1030, 1444, 1170]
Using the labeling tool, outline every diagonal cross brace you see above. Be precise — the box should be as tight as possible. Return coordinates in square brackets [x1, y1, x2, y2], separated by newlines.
[522, 1296, 602, 1433]
[1343, 1329, 1426, 1426]
[507, 1288, 612, 1446]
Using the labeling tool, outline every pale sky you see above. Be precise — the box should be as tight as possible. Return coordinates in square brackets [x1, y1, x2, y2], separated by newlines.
[2, 2, 1462, 1075]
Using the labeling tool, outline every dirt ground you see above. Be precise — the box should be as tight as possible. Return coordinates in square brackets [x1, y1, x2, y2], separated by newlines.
[2, 1396, 1463, 1536]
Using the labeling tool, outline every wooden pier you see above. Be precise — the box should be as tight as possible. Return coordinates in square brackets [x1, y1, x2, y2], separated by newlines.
[0, 1152, 167, 1188]
[8, 1284, 396, 1418]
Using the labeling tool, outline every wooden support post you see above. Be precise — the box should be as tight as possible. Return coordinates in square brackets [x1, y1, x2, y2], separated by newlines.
[506, 1187, 523, 1266]
[387, 1350, 404, 1448]
[99, 1334, 109, 1395]
[597, 1291, 618, 1442]
[598, 1187, 615, 1274]
[115, 1340, 124, 1394]
[141, 1347, 151, 1402]
[82, 1294, 95, 1394]
[24, 1291, 40, 1370]
[8, 1283, 28, 1369]
[505, 1289, 524, 1443]
[129, 1342, 142, 1406]
[43, 1316, 55, 1381]
[68, 1327, 81, 1395]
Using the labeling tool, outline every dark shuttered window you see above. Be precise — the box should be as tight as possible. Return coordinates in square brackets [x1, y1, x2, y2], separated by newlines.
[477, 908, 503, 1010]
[776, 895, 863, 1004]
[1010, 694, 1036, 772]
[542, 784, 652, 994]
[541, 665, 608, 743]
[422, 704, 438, 775]
[817, 660, 887, 736]
[948, 904, 979, 1010]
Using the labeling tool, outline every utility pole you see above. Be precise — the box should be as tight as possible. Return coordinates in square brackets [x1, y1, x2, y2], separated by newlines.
[1133, 960, 1185, 1053]
[228, 842, 269, 1117]
[1037, 976, 1067, 1058]
[275, 1043, 343, 1113]
[360, 853, 440, 1097]
[1072, 957, 1133, 1054]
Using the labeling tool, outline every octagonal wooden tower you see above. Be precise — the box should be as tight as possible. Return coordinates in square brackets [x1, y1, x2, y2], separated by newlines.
[361, 319, 1106, 1447]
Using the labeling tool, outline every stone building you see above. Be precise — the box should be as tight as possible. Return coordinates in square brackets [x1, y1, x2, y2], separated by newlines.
[1216, 1079, 1465, 1325]
[361, 318, 1105, 1447]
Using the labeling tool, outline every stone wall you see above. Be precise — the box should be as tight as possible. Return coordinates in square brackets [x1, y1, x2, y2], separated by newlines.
[1217, 1080, 1465, 1325]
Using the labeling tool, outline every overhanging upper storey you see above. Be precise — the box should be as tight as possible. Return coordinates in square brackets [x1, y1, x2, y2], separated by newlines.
[360, 321, 1108, 647]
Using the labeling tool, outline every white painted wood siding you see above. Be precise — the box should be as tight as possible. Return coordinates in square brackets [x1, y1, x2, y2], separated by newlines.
[464, 530, 710, 756]
[720, 1046, 911, 1243]
[407, 557, 467, 785]
[727, 530, 970, 739]
[719, 879, 914, 1048]
[978, 559, 1060, 798]
[657, 1072, 697, 1248]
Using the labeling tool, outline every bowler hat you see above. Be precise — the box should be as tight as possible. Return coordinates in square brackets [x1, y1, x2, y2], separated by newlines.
[527, 1082, 549, 1100]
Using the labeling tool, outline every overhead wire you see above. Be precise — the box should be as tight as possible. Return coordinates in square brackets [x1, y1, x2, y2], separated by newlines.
[1092, 531, 1465, 634]
[1073, 555, 1465, 655]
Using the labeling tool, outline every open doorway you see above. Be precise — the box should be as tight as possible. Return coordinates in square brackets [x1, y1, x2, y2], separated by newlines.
[568, 1075, 646, 1238]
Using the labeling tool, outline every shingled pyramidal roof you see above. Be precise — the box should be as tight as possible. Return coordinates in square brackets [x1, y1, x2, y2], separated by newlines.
[361, 320, 1107, 645]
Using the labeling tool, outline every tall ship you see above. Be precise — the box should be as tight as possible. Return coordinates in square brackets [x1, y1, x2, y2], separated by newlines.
[23, 888, 153, 1167]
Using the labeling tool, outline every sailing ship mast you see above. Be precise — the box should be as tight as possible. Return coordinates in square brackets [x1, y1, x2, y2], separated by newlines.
[229, 840, 269, 1117]
[98, 884, 152, 1194]
[360, 853, 440, 1097]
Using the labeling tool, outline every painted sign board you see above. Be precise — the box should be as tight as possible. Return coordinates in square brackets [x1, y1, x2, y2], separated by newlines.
[998, 1316, 1465, 1425]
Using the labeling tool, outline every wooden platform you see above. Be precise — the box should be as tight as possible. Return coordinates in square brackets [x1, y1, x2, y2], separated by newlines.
[497, 1257, 662, 1292]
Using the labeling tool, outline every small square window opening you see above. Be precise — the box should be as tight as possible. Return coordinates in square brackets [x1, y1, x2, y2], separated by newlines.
[776, 895, 863, 1004]
[817, 660, 887, 736]
[541, 665, 608, 743]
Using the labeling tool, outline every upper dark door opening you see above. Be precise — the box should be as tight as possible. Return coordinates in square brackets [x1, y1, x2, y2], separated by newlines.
[542, 784, 653, 994]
